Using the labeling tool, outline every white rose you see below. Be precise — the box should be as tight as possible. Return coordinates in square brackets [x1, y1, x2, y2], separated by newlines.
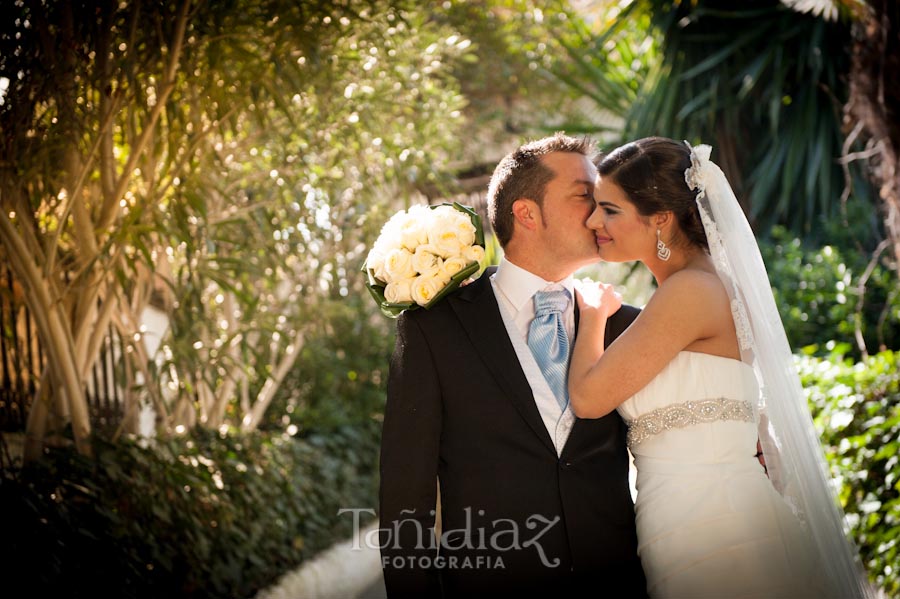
[398, 212, 428, 251]
[430, 205, 454, 219]
[427, 210, 466, 258]
[393, 204, 430, 246]
[411, 273, 445, 307]
[366, 247, 388, 283]
[407, 204, 432, 218]
[463, 244, 485, 265]
[384, 248, 416, 282]
[373, 215, 405, 259]
[375, 226, 401, 248]
[412, 245, 443, 277]
[437, 207, 477, 245]
[384, 278, 414, 304]
[377, 209, 406, 239]
[455, 216, 477, 248]
[440, 255, 469, 280]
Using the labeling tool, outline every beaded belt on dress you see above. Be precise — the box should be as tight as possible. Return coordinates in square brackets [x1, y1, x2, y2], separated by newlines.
[624, 397, 755, 449]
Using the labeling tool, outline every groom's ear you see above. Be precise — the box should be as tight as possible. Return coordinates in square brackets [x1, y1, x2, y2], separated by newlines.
[512, 198, 540, 231]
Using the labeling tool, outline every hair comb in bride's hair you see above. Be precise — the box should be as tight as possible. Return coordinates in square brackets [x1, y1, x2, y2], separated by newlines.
[683, 140, 713, 195]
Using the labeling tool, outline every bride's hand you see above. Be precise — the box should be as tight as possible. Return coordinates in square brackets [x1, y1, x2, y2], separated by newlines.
[576, 280, 622, 319]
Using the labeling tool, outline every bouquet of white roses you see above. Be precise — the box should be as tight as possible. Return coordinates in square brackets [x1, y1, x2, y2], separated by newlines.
[363, 202, 486, 318]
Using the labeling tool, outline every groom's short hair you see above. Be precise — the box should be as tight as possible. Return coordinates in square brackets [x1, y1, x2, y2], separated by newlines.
[487, 132, 595, 247]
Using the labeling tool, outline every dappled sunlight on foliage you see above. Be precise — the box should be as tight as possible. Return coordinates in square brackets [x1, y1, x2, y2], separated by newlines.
[147, 1, 472, 431]
[799, 348, 900, 595]
[0, 0, 478, 439]
[762, 226, 900, 357]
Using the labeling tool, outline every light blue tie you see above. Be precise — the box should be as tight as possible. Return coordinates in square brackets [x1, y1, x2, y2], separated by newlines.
[527, 289, 571, 410]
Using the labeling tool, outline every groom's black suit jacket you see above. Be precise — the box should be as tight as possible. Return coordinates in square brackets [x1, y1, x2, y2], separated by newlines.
[379, 267, 646, 598]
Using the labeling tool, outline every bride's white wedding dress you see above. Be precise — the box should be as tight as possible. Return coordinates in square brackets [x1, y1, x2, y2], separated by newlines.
[618, 351, 823, 598]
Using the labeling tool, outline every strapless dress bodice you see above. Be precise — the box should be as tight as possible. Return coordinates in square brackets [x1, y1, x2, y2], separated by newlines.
[617, 351, 760, 463]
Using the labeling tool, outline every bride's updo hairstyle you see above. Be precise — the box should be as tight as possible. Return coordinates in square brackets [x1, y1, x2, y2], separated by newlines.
[596, 137, 709, 252]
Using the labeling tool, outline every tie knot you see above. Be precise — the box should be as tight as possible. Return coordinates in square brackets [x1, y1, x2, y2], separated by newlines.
[533, 289, 570, 316]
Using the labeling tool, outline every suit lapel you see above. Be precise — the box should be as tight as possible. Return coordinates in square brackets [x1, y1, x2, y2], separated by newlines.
[449, 270, 556, 454]
[563, 302, 584, 453]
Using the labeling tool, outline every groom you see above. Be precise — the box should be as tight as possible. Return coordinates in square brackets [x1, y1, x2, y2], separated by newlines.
[379, 133, 646, 597]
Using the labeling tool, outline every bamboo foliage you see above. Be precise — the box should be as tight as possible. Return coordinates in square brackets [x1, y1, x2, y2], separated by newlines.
[143, 3, 469, 435]
[0, 0, 469, 456]
[0, 0, 194, 458]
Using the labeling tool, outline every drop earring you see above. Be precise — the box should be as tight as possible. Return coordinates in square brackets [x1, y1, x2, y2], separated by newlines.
[656, 229, 671, 261]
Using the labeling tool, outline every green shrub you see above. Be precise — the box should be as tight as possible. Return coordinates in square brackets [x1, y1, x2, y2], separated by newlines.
[761, 226, 900, 357]
[799, 347, 900, 595]
[263, 295, 393, 432]
[0, 419, 381, 598]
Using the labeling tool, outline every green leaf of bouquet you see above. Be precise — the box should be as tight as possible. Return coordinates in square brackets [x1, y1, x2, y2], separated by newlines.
[366, 268, 381, 287]
[365, 281, 387, 306]
[423, 261, 481, 310]
[450, 202, 485, 247]
[365, 281, 414, 319]
[379, 301, 415, 318]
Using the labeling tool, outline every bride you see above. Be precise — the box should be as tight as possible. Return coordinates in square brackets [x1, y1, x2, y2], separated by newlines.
[568, 137, 873, 598]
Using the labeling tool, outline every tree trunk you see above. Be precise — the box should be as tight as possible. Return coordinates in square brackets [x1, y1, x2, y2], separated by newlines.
[241, 337, 304, 432]
[846, 0, 900, 270]
[0, 212, 93, 457]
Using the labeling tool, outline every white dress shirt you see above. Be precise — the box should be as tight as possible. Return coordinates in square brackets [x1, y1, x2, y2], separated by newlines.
[490, 258, 577, 455]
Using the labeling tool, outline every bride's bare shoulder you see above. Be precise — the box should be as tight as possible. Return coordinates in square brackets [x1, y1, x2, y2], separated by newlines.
[659, 267, 725, 294]
[651, 268, 730, 313]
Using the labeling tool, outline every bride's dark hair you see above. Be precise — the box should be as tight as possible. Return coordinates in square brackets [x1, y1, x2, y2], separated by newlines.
[595, 137, 708, 252]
